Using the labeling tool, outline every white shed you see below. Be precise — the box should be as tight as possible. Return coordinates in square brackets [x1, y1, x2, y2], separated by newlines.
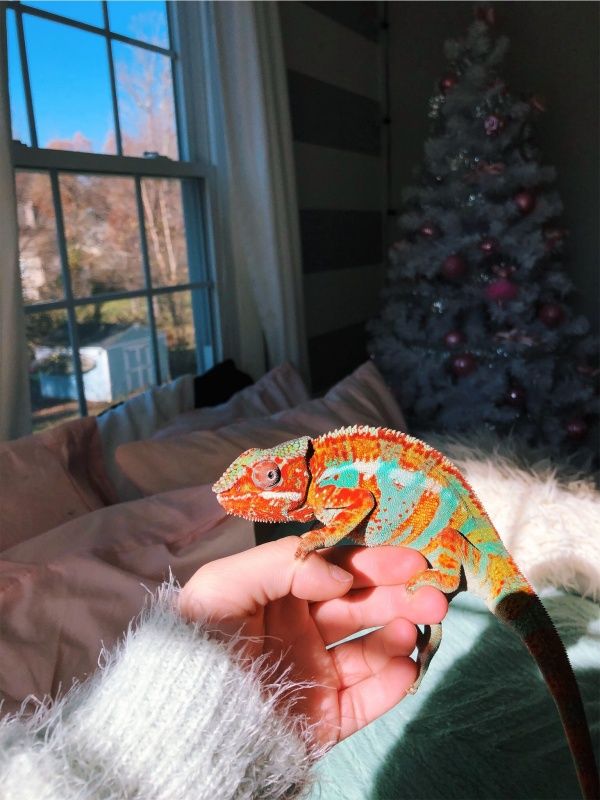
[36, 324, 170, 403]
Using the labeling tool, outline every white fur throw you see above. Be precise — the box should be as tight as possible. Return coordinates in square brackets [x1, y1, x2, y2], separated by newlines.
[425, 432, 600, 602]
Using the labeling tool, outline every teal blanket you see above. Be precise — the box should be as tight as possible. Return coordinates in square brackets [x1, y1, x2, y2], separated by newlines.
[311, 591, 600, 800]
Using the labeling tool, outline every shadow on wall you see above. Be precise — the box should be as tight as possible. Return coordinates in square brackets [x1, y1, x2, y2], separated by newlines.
[371, 594, 599, 800]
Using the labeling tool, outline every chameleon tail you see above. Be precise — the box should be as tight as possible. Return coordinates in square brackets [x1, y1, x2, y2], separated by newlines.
[494, 590, 600, 800]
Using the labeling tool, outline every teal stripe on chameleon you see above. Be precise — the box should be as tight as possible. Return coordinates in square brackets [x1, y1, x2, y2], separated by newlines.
[323, 460, 360, 489]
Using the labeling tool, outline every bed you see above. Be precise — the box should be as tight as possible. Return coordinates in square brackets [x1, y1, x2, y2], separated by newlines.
[0, 359, 598, 799]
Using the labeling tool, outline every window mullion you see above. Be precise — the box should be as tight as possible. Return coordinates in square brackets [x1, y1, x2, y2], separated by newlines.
[49, 171, 88, 416]
[135, 177, 162, 385]
[102, 1, 123, 157]
[12, 142, 207, 179]
[14, 6, 37, 147]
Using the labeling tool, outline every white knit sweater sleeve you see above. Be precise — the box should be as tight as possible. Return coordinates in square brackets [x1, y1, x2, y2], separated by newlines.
[0, 586, 318, 800]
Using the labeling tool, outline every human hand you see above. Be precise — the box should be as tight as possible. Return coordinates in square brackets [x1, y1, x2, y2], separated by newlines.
[179, 537, 448, 747]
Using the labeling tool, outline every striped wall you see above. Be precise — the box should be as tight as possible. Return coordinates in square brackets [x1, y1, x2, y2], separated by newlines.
[278, 2, 386, 391]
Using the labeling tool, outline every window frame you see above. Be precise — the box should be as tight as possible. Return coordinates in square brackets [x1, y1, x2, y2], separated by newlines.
[5, 0, 222, 419]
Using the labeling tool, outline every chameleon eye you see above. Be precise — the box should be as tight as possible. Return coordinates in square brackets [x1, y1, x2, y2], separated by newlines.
[251, 460, 281, 489]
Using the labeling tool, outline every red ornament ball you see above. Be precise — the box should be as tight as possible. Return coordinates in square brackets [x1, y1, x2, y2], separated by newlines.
[444, 329, 465, 348]
[565, 417, 588, 441]
[484, 114, 505, 136]
[439, 74, 458, 93]
[514, 190, 536, 214]
[441, 254, 468, 280]
[479, 236, 499, 254]
[451, 353, 477, 377]
[538, 302, 565, 328]
[420, 222, 439, 238]
[506, 385, 526, 407]
[485, 278, 519, 303]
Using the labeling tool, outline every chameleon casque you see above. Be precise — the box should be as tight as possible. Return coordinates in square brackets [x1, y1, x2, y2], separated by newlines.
[212, 426, 599, 800]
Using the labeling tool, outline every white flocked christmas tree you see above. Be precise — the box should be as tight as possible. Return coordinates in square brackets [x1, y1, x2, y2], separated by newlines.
[369, 5, 598, 464]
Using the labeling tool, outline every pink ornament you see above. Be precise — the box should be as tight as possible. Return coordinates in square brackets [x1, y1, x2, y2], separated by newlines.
[441, 254, 468, 280]
[484, 114, 505, 136]
[485, 279, 518, 303]
[514, 190, 536, 214]
[538, 302, 565, 328]
[444, 330, 465, 348]
[451, 353, 477, 377]
[439, 74, 458, 93]
[479, 236, 499, 254]
[420, 222, 439, 238]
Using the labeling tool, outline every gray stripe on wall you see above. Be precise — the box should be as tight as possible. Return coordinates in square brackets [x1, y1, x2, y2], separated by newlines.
[304, 263, 385, 338]
[303, 1, 381, 43]
[287, 70, 381, 156]
[294, 142, 383, 211]
[299, 209, 383, 273]
[279, 3, 381, 102]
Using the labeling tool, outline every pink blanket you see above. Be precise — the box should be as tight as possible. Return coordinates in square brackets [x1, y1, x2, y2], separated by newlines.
[0, 485, 254, 716]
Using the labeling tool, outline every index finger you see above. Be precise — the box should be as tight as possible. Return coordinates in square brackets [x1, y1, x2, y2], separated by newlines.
[322, 545, 428, 589]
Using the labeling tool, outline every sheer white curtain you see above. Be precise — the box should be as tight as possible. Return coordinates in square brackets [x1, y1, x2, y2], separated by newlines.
[209, 2, 309, 384]
[0, 11, 30, 440]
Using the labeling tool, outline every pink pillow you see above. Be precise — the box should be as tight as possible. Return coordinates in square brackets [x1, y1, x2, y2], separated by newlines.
[152, 362, 310, 440]
[116, 361, 407, 496]
[0, 417, 117, 551]
[0, 484, 254, 715]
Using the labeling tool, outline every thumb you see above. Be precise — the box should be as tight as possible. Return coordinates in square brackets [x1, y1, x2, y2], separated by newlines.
[179, 536, 353, 623]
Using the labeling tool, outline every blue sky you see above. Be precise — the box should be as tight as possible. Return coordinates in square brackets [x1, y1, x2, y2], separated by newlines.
[7, 1, 169, 151]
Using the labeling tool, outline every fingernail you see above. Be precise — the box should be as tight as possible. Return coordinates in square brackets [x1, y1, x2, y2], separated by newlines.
[328, 564, 353, 583]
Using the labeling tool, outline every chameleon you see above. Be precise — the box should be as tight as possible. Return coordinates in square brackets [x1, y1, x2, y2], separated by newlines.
[212, 425, 600, 800]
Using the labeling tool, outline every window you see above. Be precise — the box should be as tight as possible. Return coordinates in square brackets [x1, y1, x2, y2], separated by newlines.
[5, 0, 218, 430]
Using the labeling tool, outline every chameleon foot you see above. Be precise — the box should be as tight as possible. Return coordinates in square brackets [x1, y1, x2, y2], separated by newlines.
[294, 530, 328, 560]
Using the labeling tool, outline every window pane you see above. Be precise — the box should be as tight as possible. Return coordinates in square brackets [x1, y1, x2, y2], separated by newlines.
[113, 42, 178, 159]
[141, 178, 189, 286]
[26, 309, 79, 431]
[24, 15, 115, 153]
[6, 10, 31, 145]
[16, 171, 64, 304]
[154, 291, 197, 380]
[107, 1, 169, 48]
[60, 174, 144, 297]
[21, 2, 104, 27]
[76, 298, 153, 412]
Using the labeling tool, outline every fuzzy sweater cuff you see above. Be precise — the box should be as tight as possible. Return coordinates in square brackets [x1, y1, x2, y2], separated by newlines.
[0, 585, 318, 800]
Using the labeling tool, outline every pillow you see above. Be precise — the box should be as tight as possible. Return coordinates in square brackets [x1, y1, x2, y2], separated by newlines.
[0, 417, 117, 552]
[116, 360, 407, 496]
[0, 484, 254, 716]
[152, 361, 310, 440]
[96, 373, 195, 502]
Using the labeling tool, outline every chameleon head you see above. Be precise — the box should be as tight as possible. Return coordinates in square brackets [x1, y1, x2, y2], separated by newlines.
[212, 436, 312, 522]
